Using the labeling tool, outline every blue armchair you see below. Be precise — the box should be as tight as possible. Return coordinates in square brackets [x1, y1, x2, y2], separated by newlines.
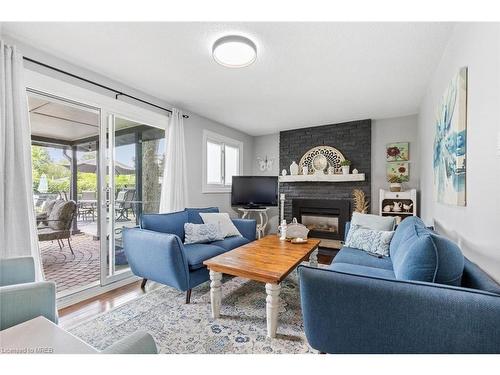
[123, 207, 256, 303]
[299, 217, 500, 353]
[0, 256, 58, 330]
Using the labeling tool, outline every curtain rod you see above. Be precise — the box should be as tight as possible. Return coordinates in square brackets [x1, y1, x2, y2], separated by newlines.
[23, 56, 189, 119]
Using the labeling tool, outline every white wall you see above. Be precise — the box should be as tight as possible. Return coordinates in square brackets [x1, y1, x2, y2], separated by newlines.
[2, 33, 254, 218]
[418, 23, 500, 282]
[371, 115, 419, 214]
[185, 115, 254, 217]
[251, 134, 280, 233]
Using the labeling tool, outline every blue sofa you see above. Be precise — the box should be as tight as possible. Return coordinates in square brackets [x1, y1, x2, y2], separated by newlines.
[123, 207, 256, 303]
[299, 216, 500, 353]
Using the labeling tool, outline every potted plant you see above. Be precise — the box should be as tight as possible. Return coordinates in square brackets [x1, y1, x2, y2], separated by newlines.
[389, 176, 404, 192]
[340, 160, 351, 175]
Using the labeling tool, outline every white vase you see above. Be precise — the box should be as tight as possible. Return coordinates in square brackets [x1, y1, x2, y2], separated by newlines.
[290, 161, 299, 175]
[342, 166, 350, 175]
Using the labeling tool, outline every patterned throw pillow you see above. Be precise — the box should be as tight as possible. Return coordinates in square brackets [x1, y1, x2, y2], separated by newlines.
[184, 223, 225, 244]
[345, 224, 395, 257]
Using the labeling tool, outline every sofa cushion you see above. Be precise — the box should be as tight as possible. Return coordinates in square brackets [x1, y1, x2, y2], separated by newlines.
[186, 207, 219, 224]
[47, 200, 76, 230]
[328, 262, 396, 279]
[351, 212, 396, 231]
[389, 216, 426, 259]
[344, 224, 394, 257]
[210, 235, 250, 251]
[333, 247, 393, 270]
[141, 210, 188, 240]
[199, 212, 241, 237]
[184, 223, 224, 244]
[391, 217, 464, 286]
[183, 243, 227, 270]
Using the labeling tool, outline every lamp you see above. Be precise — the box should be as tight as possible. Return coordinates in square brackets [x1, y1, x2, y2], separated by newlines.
[212, 35, 257, 68]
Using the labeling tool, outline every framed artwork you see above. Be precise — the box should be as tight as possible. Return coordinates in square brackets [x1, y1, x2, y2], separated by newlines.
[433, 67, 467, 206]
[386, 142, 409, 161]
[387, 162, 409, 182]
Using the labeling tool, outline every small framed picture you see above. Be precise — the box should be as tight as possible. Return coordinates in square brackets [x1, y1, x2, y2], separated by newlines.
[387, 162, 409, 182]
[386, 142, 409, 161]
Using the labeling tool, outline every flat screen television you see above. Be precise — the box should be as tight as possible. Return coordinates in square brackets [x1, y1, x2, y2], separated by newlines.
[231, 176, 278, 208]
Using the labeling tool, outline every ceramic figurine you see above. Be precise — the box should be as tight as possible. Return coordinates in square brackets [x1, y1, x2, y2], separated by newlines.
[290, 161, 299, 175]
[403, 203, 413, 212]
[393, 202, 403, 212]
[352, 168, 359, 174]
[302, 166, 309, 175]
[282, 169, 287, 176]
[383, 205, 393, 212]
[327, 166, 335, 175]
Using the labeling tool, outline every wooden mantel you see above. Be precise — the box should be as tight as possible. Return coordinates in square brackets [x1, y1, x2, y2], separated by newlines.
[279, 173, 365, 183]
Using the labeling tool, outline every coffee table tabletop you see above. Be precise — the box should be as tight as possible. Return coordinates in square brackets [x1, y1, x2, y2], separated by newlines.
[204, 235, 320, 284]
[203, 235, 320, 338]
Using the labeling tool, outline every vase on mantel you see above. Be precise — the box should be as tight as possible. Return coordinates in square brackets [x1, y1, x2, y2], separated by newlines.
[290, 161, 299, 175]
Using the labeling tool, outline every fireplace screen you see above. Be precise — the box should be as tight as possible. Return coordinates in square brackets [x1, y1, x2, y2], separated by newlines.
[301, 214, 339, 233]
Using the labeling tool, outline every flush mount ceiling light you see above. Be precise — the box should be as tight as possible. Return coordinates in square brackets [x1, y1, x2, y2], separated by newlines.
[212, 35, 257, 68]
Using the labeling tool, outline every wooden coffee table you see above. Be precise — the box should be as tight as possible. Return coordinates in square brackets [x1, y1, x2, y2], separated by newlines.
[203, 235, 320, 338]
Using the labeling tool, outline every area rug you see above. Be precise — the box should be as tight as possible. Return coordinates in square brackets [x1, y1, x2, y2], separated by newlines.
[69, 269, 315, 354]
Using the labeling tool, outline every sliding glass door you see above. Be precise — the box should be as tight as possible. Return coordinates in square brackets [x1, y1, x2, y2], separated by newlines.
[100, 114, 165, 285]
[25, 69, 169, 299]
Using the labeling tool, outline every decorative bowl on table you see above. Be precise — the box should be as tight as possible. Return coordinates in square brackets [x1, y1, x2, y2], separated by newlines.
[291, 237, 308, 244]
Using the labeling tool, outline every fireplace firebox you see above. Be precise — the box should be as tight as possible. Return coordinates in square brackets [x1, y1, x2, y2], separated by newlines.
[292, 199, 350, 240]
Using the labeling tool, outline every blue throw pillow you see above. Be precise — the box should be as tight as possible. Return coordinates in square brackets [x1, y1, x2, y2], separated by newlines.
[390, 217, 464, 286]
[184, 223, 225, 244]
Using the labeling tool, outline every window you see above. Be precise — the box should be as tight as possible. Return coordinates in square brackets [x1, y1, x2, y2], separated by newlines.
[203, 130, 243, 193]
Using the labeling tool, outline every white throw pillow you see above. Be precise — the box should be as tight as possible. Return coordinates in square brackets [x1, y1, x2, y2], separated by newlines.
[345, 224, 394, 257]
[199, 212, 241, 238]
[351, 212, 395, 231]
[184, 223, 225, 244]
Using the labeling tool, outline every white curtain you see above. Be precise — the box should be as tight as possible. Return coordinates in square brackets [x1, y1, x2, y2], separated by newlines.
[0, 41, 43, 279]
[159, 108, 188, 213]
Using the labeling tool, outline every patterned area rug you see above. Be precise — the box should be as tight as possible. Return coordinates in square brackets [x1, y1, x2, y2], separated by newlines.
[69, 270, 315, 354]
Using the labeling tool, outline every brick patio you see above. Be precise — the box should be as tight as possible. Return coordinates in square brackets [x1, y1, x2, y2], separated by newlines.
[40, 233, 100, 293]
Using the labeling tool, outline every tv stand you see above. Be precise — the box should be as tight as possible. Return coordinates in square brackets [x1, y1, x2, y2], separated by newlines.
[243, 205, 265, 209]
[237, 207, 269, 239]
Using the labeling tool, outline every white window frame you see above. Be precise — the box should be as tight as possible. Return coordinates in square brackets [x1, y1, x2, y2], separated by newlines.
[202, 130, 243, 193]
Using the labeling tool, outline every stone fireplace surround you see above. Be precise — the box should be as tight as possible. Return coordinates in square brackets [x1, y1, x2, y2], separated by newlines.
[279, 119, 371, 240]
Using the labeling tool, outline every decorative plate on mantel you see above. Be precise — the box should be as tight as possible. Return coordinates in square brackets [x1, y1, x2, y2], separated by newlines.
[299, 146, 346, 174]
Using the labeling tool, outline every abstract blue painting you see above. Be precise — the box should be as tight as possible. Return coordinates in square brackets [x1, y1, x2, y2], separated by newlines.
[433, 67, 467, 206]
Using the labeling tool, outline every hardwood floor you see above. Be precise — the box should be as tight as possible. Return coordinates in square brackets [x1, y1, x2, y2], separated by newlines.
[58, 280, 163, 329]
[58, 250, 334, 330]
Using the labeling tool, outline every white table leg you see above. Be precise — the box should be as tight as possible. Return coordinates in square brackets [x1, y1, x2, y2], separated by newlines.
[265, 283, 281, 338]
[209, 270, 222, 318]
[309, 248, 319, 267]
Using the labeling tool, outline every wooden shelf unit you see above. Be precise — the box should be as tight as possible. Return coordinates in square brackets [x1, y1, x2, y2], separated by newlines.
[379, 189, 417, 224]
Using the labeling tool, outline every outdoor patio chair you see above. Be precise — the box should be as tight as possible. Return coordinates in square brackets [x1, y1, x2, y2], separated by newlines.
[37, 200, 77, 255]
[78, 190, 97, 221]
[115, 189, 135, 221]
